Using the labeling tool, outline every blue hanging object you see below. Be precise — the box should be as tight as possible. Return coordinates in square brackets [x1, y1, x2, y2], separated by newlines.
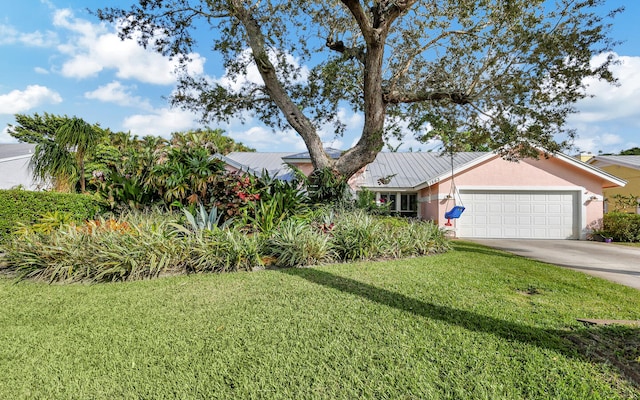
[444, 206, 465, 226]
[445, 206, 465, 219]
[443, 152, 467, 227]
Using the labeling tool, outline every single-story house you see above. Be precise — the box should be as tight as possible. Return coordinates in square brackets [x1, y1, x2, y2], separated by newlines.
[218, 149, 626, 240]
[0, 143, 39, 190]
[585, 155, 640, 214]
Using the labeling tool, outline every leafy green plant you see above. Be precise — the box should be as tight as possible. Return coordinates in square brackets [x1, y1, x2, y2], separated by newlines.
[355, 188, 390, 215]
[1, 213, 189, 283]
[14, 211, 74, 235]
[331, 211, 380, 261]
[608, 194, 640, 214]
[602, 212, 640, 242]
[207, 171, 262, 219]
[267, 219, 335, 267]
[0, 189, 106, 243]
[172, 203, 232, 235]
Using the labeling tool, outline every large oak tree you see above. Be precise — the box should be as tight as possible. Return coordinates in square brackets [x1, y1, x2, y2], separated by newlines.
[97, 0, 619, 180]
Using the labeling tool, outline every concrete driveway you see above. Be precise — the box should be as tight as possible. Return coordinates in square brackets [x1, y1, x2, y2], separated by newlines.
[467, 239, 640, 290]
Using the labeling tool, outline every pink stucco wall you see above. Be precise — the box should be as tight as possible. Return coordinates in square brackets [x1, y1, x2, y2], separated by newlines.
[426, 155, 609, 235]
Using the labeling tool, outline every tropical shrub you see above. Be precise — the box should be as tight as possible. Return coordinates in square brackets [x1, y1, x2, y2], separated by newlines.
[601, 212, 640, 242]
[305, 167, 352, 207]
[207, 171, 262, 219]
[331, 211, 381, 261]
[0, 189, 106, 243]
[88, 134, 165, 209]
[171, 203, 231, 235]
[1, 213, 187, 282]
[267, 219, 335, 268]
[1, 208, 449, 283]
[355, 188, 391, 215]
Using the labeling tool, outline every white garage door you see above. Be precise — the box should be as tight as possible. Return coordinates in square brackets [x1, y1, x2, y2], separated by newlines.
[457, 191, 578, 239]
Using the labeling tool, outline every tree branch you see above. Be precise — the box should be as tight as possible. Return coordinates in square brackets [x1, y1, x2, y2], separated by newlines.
[228, 0, 330, 170]
[383, 89, 472, 105]
[326, 38, 366, 64]
[339, 0, 372, 35]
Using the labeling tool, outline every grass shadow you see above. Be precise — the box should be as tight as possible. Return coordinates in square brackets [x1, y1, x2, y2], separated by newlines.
[279, 266, 640, 390]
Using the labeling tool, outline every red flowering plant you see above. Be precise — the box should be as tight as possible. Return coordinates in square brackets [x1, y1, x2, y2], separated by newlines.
[207, 171, 261, 219]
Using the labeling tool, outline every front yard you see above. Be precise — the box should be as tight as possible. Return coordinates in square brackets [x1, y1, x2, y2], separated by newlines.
[1, 241, 639, 399]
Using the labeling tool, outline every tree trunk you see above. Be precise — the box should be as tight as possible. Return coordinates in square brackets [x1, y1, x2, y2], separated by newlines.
[230, 0, 332, 172]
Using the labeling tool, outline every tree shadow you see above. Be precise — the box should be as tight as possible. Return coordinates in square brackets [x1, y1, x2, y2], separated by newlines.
[450, 240, 524, 259]
[278, 266, 640, 390]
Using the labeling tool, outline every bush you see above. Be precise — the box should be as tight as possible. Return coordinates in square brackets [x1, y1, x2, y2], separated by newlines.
[1, 213, 187, 282]
[331, 211, 381, 261]
[0, 189, 106, 243]
[1, 209, 449, 283]
[267, 219, 336, 268]
[602, 212, 640, 242]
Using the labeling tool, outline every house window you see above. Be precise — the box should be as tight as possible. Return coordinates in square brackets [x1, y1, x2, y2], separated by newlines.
[378, 192, 418, 217]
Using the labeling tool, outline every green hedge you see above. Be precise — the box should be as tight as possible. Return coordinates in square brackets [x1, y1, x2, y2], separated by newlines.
[602, 212, 640, 242]
[0, 189, 106, 243]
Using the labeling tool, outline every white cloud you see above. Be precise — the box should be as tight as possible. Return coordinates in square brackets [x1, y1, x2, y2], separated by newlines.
[216, 111, 306, 152]
[0, 126, 18, 144]
[53, 8, 205, 85]
[566, 53, 640, 154]
[0, 85, 62, 114]
[0, 23, 58, 47]
[84, 81, 152, 110]
[122, 108, 200, 137]
[34, 67, 50, 74]
[216, 48, 309, 92]
[573, 53, 640, 123]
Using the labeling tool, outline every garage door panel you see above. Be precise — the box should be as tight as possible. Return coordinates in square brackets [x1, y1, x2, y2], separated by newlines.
[458, 190, 578, 239]
[518, 204, 531, 213]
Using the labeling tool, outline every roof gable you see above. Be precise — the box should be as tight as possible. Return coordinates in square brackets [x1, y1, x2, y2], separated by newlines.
[363, 150, 626, 190]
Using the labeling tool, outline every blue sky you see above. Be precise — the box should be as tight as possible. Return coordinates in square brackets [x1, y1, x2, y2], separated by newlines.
[0, 0, 638, 154]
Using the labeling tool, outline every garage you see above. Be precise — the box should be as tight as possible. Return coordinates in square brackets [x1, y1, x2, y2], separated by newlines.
[457, 190, 579, 239]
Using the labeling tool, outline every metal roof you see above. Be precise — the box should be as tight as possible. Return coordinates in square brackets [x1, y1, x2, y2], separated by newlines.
[361, 152, 488, 189]
[220, 149, 627, 190]
[0, 143, 36, 161]
[223, 152, 297, 180]
[589, 155, 640, 170]
[282, 147, 343, 161]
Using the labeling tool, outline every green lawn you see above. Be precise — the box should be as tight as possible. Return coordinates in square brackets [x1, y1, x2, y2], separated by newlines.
[1, 241, 639, 399]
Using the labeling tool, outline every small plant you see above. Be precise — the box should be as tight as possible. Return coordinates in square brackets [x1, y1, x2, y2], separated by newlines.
[608, 194, 640, 213]
[171, 203, 232, 235]
[14, 211, 74, 235]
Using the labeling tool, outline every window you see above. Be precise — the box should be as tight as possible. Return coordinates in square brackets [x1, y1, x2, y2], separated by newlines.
[378, 192, 418, 217]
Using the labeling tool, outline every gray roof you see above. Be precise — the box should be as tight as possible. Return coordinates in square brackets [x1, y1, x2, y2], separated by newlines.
[589, 155, 640, 170]
[282, 147, 342, 161]
[362, 152, 488, 189]
[0, 143, 36, 161]
[222, 150, 489, 188]
[220, 149, 626, 190]
[223, 152, 297, 180]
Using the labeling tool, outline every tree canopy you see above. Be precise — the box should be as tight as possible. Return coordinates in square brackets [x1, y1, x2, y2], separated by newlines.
[9, 113, 105, 192]
[97, 0, 620, 179]
[619, 147, 640, 155]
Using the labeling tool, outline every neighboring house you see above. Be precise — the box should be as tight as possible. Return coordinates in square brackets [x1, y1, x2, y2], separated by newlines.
[220, 149, 626, 240]
[586, 155, 640, 214]
[0, 143, 39, 190]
